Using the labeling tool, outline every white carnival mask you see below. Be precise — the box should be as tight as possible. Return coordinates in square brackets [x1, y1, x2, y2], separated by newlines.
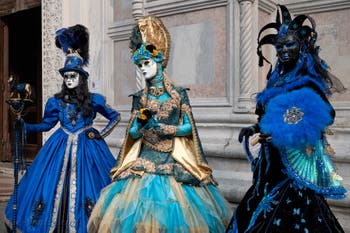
[137, 59, 158, 80]
[63, 71, 80, 89]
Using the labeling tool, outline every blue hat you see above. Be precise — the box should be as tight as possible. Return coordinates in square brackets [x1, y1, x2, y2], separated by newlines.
[55, 24, 89, 78]
[59, 53, 89, 78]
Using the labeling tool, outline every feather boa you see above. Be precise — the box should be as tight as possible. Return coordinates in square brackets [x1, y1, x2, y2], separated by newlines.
[260, 87, 333, 149]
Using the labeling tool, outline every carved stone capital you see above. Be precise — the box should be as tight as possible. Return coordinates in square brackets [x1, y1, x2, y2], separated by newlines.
[238, 0, 255, 4]
[132, 0, 145, 19]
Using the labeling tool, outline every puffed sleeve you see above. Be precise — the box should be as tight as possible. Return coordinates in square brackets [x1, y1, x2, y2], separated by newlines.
[25, 97, 59, 132]
[92, 93, 120, 138]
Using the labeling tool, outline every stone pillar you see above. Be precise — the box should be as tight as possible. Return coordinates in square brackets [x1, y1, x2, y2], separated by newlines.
[41, 0, 63, 141]
[132, 0, 145, 19]
[42, 0, 63, 103]
[237, 0, 255, 112]
[132, 0, 146, 90]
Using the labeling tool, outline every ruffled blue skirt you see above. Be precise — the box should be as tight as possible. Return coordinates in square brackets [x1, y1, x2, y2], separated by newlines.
[88, 174, 232, 233]
[5, 128, 116, 233]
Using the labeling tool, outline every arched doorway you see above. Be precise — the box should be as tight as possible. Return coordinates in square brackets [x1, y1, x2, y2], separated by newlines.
[0, 1, 42, 162]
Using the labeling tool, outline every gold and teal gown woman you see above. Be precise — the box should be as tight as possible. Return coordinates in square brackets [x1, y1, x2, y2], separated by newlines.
[88, 16, 232, 233]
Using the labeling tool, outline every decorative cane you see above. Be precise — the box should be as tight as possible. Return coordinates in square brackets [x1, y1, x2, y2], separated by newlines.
[6, 76, 33, 233]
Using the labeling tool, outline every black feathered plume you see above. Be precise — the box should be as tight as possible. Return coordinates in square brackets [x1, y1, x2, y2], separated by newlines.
[279, 5, 291, 25]
[55, 24, 89, 66]
[129, 25, 143, 52]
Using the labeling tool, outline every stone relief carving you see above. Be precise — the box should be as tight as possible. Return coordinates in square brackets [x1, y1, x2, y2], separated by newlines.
[41, 0, 62, 140]
[42, 0, 62, 103]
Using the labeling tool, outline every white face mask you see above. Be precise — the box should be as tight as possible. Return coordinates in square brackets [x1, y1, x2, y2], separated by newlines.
[63, 71, 80, 89]
[137, 59, 158, 80]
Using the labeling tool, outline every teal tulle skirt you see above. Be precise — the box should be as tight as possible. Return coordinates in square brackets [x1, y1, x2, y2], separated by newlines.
[88, 174, 232, 233]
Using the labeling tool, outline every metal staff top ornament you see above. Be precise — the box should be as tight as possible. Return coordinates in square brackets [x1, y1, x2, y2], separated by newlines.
[6, 76, 34, 117]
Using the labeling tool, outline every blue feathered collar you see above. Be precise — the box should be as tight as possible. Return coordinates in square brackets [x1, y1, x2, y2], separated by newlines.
[257, 74, 327, 107]
[257, 52, 329, 107]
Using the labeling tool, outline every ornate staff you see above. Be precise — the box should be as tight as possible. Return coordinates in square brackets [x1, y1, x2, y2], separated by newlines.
[6, 76, 33, 233]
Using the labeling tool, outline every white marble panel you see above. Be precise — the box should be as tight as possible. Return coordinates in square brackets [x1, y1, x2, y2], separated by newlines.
[167, 22, 214, 86]
[113, 41, 137, 108]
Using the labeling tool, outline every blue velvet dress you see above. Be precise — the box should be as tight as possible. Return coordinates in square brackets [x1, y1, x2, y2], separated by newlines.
[88, 78, 232, 233]
[5, 93, 120, 233]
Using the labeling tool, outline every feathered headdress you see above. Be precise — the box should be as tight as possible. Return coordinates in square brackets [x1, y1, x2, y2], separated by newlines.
[258, 5, 346, 93]
[55, 24, 90, 78]
[257, 5, 317, 69]
[129, 15, 171, 68]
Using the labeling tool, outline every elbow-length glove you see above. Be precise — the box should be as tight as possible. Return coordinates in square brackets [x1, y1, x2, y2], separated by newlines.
[238, 124, 260, 143]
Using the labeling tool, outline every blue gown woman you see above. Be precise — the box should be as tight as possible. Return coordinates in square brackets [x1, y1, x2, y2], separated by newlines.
[5, 25, 120, 233]
[88, 15, 232, 233]
[226, 5, 346, 233]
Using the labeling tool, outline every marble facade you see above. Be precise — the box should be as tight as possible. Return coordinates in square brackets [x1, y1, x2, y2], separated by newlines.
[42, 0, 350, 230]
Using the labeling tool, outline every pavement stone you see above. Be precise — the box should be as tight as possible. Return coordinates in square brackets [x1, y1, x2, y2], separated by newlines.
[1, 201, 8, 233]
[0, 162, 12, 233]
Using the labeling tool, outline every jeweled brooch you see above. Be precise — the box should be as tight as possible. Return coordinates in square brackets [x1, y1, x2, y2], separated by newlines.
[283, 106, 304, 124]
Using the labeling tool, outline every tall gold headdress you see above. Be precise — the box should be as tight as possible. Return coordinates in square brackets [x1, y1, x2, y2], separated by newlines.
[130, 15, 171, 68]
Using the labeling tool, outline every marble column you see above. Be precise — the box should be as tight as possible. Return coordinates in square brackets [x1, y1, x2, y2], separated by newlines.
[237, 0, 255, 112]
[42, 0, 63, 141]
[132, 0, 145, 19]
[132, 0, 146, 90]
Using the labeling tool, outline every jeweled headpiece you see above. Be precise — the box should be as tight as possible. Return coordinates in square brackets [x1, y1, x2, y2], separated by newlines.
[132, 43, 163, 65]
[258, 5, 346, 93]
[129, 15, 171, 68]
[55, 24, 89, 78]
[257, 5, 317, 67]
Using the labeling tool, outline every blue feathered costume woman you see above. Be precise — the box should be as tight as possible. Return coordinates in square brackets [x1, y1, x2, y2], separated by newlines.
[5, 25, 120, 233]
[227, 5, 346, 233]
[87, 16, 232, 233]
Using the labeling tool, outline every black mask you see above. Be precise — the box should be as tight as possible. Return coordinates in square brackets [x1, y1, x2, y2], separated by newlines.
[275, 34, 300, 64]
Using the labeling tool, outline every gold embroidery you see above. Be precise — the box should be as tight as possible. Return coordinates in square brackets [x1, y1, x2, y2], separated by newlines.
[111, 78, 214, 184]
[48, 126, 92, 232]
[100, 114, 121, 138]
[116, 158, 192, 180]
[49, 138, 70, 233]
[69, 135, 78, 233]
[139, 97, 178, 152]
[142, 132, 173, 152]
[161, 124, 176, 135]
[149, 86, 165, 97]
[140, 72, 180, 110]
[324, 145, 336, 157]
[305, 146, 315, 157]
[147, 98, 177, 121]
[137, 16, 171, 68]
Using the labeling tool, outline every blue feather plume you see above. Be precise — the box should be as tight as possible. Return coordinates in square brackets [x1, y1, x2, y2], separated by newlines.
[55, 24, 89, 66]
[55, 28, 77, 54]
[260, 87, 333, 149]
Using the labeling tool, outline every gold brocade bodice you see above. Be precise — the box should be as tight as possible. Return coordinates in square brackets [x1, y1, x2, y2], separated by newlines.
[142, 98, 180, 152]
